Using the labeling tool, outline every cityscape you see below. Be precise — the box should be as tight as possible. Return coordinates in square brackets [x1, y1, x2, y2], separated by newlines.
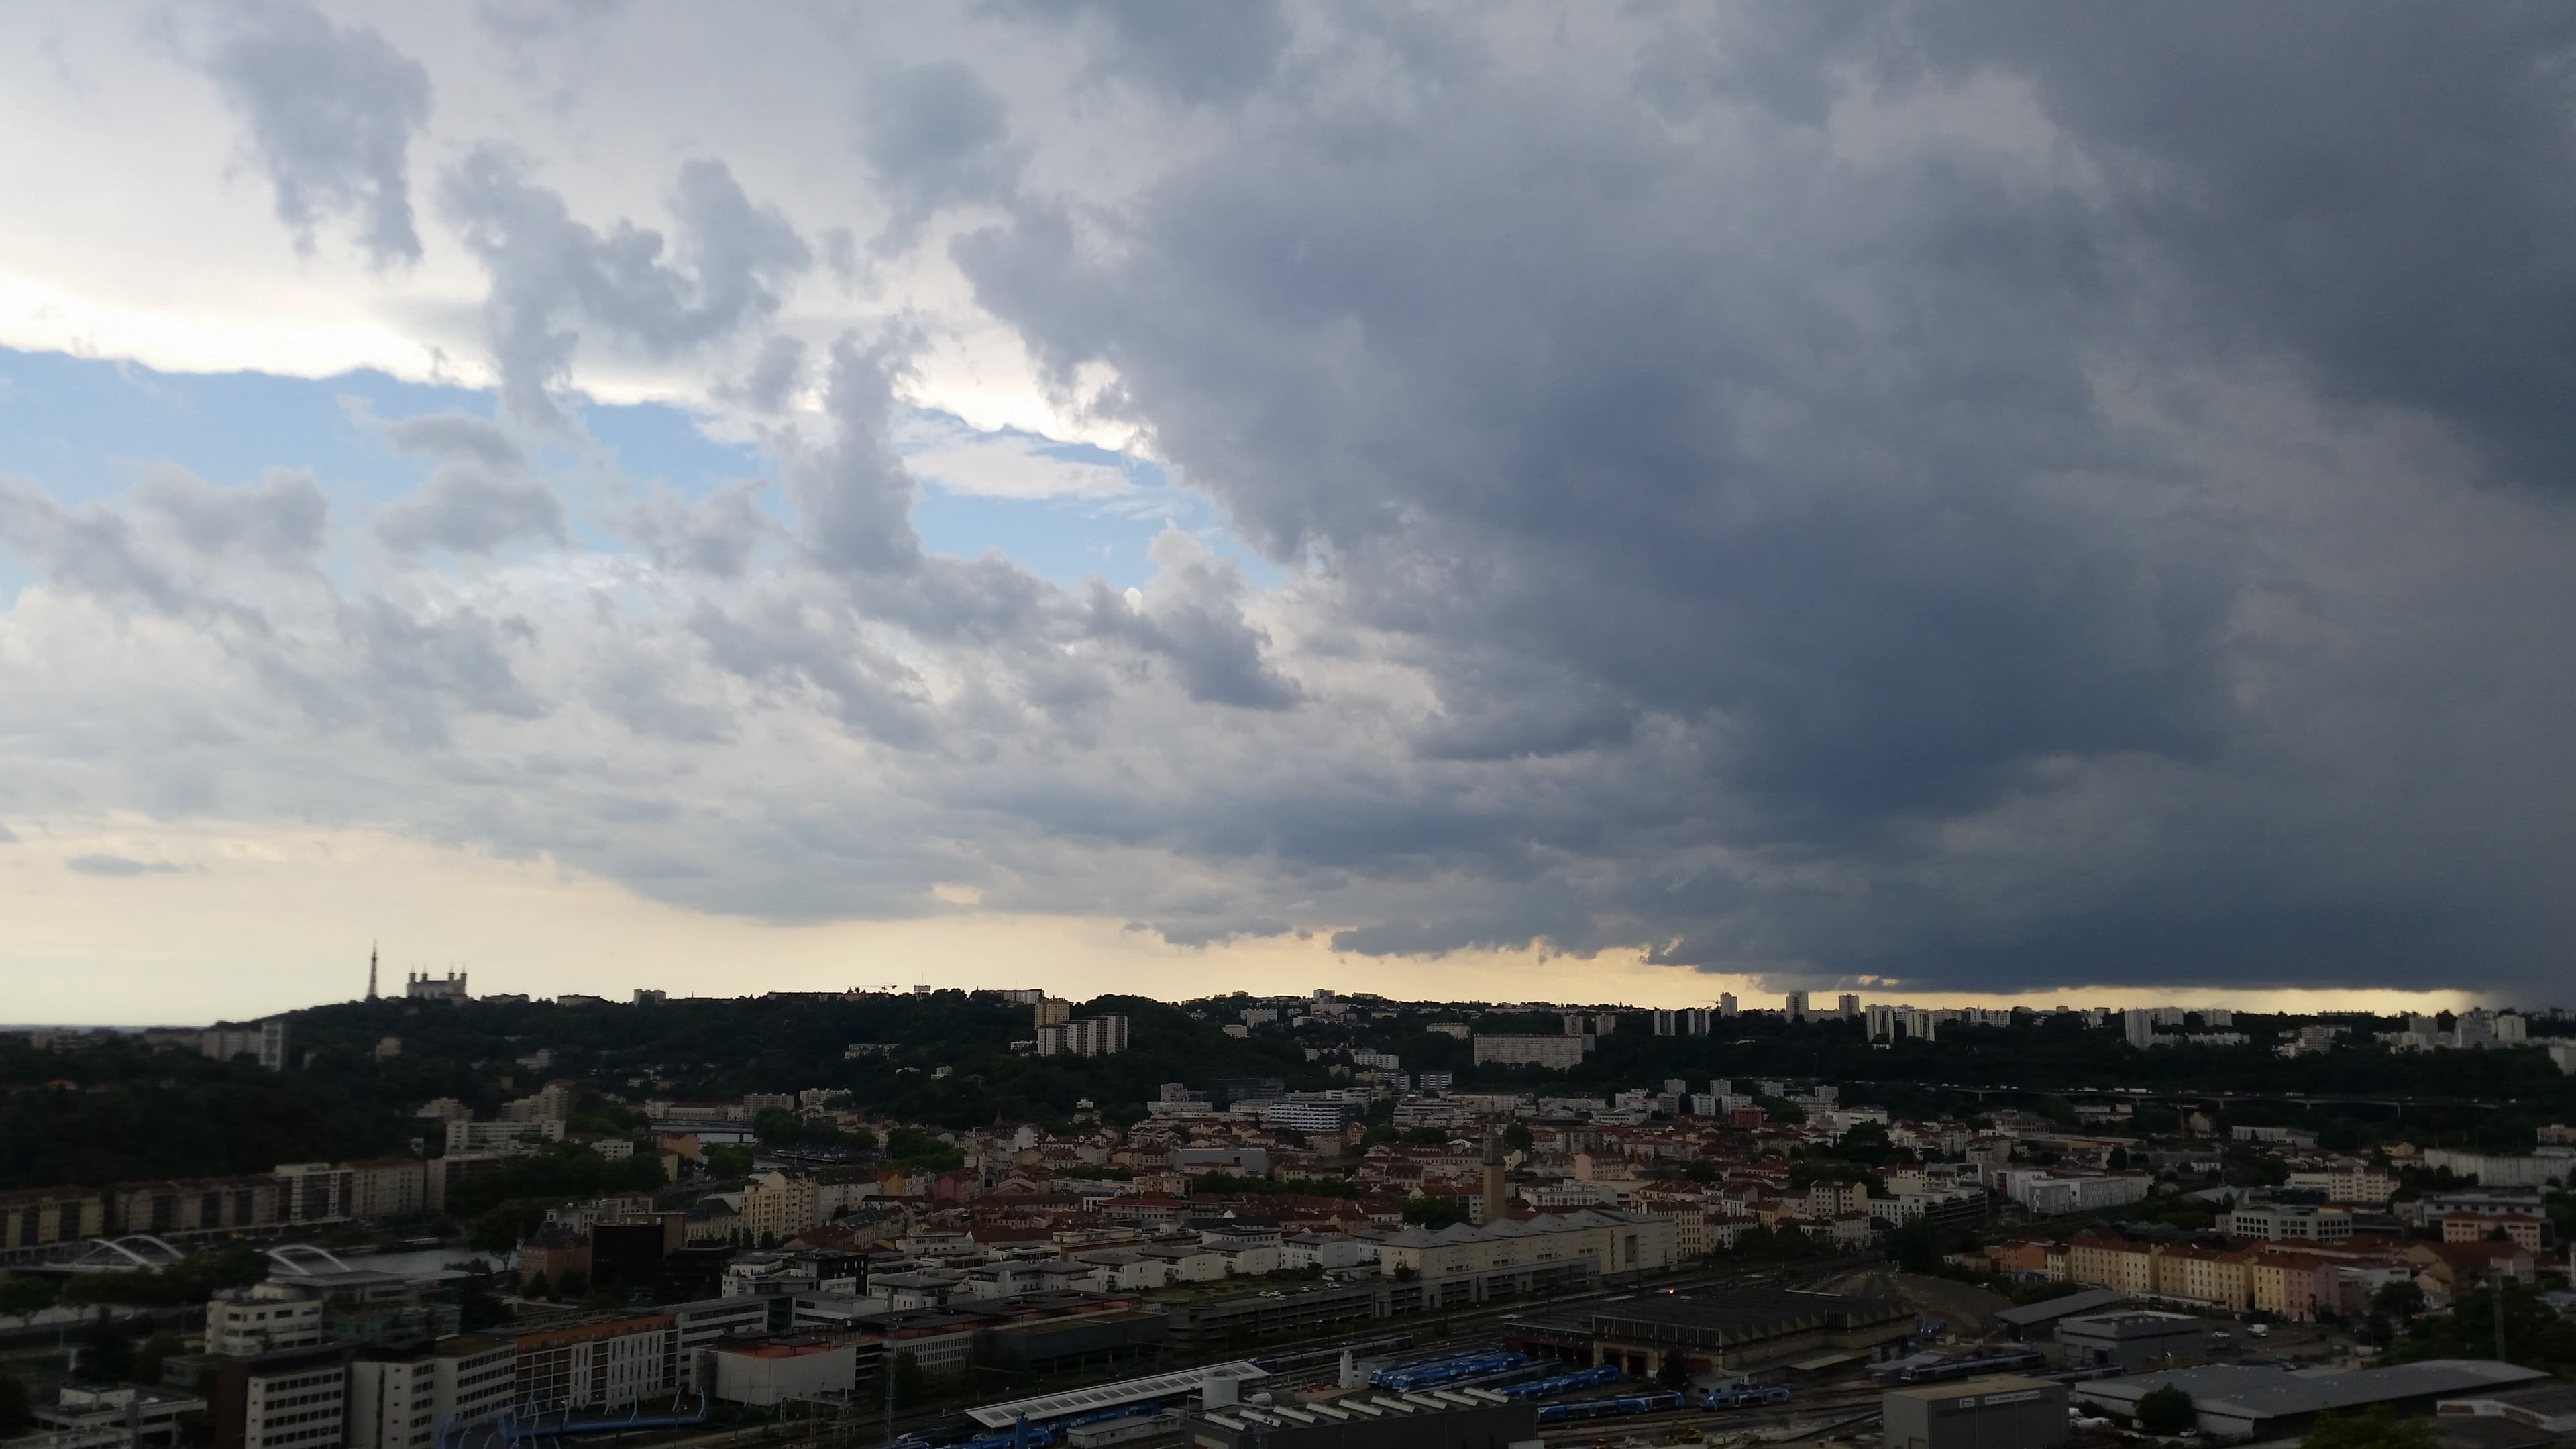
[2, 973, 2573, 1449]
[7, 5, 2576, 1449]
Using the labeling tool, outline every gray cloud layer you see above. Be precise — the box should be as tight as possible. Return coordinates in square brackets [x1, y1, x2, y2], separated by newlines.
[15, 3, 2576, 998]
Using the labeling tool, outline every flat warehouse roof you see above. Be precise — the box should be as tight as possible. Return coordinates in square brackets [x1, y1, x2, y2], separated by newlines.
[1994, 1289, 2124, 1326]
[2076, 1361, 2546, 1426]
[967, 1362, 1265, 1428]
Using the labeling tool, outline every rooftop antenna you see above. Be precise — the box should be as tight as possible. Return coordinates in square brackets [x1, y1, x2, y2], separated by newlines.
[366, 943, 379, 1001]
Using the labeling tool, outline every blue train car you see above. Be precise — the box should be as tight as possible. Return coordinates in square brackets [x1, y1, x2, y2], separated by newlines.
[1537, 1390, 1684, 1423]
[1374, 1352, 1529, 1391]
[1500, 1364, 1620, 1400]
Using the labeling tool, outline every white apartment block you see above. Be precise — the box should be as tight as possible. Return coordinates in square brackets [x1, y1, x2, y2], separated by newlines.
[1036, 1015, 1128, 1057]
[1471, 1035, 1586, 1069]
[207, 1283, 324, 1357]
[445, 1119, 568, 1153]
[240, 1359, 347, 1449]
[346, 1338, 515, 1449]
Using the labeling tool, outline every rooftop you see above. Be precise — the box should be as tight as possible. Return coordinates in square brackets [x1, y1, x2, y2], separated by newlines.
[2077, 1361, 2548, 1426]
[967, 1361, 1266, 1428]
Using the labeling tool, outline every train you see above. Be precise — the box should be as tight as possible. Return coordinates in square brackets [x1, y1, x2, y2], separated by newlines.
[1699, 1385, 1792, 1411]
[1892, 1348, 2048, 1385]
[1536, 1391, 1686, 1423]
[1371, 1352, 1530, 1391]
[1498, 1365, 1621, 1400]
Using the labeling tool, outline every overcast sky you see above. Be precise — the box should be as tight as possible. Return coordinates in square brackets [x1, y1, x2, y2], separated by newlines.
[3, 2, 2571, 1023]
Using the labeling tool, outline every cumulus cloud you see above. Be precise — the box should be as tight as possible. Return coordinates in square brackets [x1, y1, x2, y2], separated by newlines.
[374, 463, 564, 555]
[201, 1, 434, 265]
[131, 466, 329, 564]
[438, 148, 812, 425]
[1085, 529, 1298, 710]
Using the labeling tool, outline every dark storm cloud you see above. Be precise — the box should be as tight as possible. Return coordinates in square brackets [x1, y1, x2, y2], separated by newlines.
[438, 148, 812, 425]
[997, 0, 1291, 104]
[956, 4, 2576, 993]
[856, 60, 1023, 253]
[1902, 3, 2576, 491]
[202, 1, 433, 266]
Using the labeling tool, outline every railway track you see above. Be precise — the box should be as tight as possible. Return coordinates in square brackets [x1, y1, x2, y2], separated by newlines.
[1533, 1384, 1886, 1444]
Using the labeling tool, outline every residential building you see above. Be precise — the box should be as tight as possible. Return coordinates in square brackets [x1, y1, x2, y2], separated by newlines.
[201, 1020, 290, 1072]
[1036, 1015, 1128, 1057]
[1260, 1095, 1360, 1135]
[1371, 1208, 1676, 1280]
[272, 1164, 356, 1228]
[2443, 1214, 2546, 1252]
[2285, 1165, 2396, 1205]
[1, 1186, 105, 1254]
[667, 1299, 772, 1392]
[444, 1120, 567, 1154]
[740, 1171, 824, 1244]
[1784, 991, 1809, 1021]
[2224, 1203, 2353, 1244]
[2065, 1230, 2159, 1297]
[349, 1160, 429, 1220]
[2155, 1245, 2249, 1310]
[1470, 1035, 1586, 1069]
[208, 1349, 350, 1449]
[1033, 998, 1072, 1029]
[208, 1283, 326, 1357]
[2122, 1010, 2156, 1050]
[512, 1314, 678, 1412]
[345, 1337, 516, 1449]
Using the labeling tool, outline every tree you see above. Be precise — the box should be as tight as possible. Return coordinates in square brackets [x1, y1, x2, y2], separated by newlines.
[1656, 1352, 1692, 1389]
[2298, 1408, 2436, 1449]
[0, 1277, 57, 1319]
[888, 1349, 929, 1409]
[555, 1269, 590, 1298]
[135, 1331, 184, 1383]
[1400, 1195, 1468, 1229]
[0, 1369, 32, 1436]
[2370, 1281, 2424, 1319]
[521, 1271, 551, 1300]
[1503, 1122, 1533, 1152]
[75, 1313, 136, 1383]
[2135, 1384, 2195, 1435]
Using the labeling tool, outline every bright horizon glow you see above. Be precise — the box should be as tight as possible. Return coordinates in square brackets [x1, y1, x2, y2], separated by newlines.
[0, 815, 2504, 1028]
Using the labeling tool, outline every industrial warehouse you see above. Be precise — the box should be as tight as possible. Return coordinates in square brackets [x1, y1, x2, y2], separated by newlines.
[1505, 1288, 1917, 1378]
